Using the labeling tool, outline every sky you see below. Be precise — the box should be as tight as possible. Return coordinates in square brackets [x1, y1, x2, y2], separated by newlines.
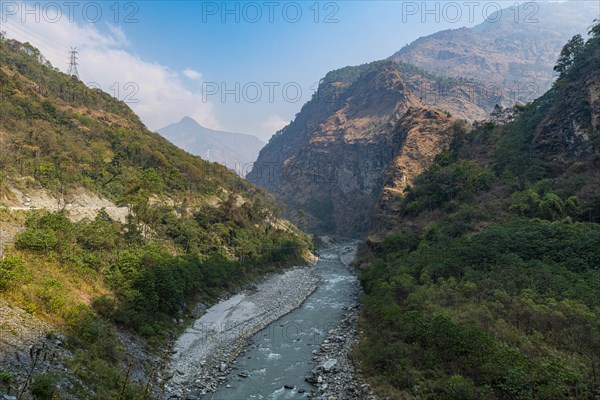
[0, 0, 589, 141]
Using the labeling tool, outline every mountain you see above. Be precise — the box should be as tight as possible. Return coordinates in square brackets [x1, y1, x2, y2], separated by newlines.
[250, 2, 598, 238]
[0, 35, 310, 399]
[356, 27, 600, 399]
[249, 59, 519, 237]
[372, 21, 600, 238]
[390, 1, 599, 96]
[157, 117, 265, 176]
[249, 61, 463, 237]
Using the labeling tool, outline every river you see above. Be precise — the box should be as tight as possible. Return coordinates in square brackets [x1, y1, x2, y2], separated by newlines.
[202, 240, 360, 399]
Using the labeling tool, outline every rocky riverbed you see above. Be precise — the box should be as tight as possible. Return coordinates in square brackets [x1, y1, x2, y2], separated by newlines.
[163, 266, 319, 399]
[305, 303, 379, 400]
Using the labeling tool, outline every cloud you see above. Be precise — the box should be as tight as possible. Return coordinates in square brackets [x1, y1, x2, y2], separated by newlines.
[1, 7, 217, 131]
[262, 115, 289, 134]
[105, 24, 130, 46]
[183, 68, 202, 80]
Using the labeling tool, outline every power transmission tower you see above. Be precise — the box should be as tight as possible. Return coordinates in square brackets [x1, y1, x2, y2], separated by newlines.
[67, 47, 79, 79]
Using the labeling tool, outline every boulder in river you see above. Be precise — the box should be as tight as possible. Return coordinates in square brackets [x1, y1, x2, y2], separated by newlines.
[322, 358, 338, 372]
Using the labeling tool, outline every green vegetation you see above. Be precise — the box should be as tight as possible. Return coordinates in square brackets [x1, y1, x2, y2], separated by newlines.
[0, 371, 14, 394]
[356, 23, 600, 399]
[554, 34, 585, 79]
[0, 33, 248, 200]
[8, 208, 308, 334]
[30, 372, 60, 400]
[0, 34, 311, 399]
[358, 220, 600, 399]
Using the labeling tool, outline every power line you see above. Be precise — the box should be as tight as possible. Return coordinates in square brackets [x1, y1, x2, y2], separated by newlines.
[2, 20, 68, 55]
[3, 20, 98, 86]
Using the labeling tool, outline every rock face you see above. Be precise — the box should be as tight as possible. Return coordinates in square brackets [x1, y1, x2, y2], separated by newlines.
[373, 108, 458, 232]
[250, 62, 456, 237]
[0, 300, 160, 399]
[390, 1, 597, 96]
[533, 40, 600, 170]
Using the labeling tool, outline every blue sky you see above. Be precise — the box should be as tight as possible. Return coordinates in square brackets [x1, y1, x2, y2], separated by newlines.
[118, 1, 495, 139]
[1, 1, 572, 140]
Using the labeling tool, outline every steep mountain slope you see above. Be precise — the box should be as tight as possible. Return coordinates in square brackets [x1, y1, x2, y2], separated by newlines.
[250, 62, 468, 236]
[390, 1, 599, 95]
[533, 35, 600, 169]
[372, 23, 600, 238]
[0, 35, 311, 399]
[250, 59, 506, 237]
[357, 27, 600, 400]
[157, 117, 265, 175]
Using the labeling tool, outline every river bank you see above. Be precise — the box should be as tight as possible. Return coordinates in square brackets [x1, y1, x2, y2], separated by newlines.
[163, 265, 319, 399]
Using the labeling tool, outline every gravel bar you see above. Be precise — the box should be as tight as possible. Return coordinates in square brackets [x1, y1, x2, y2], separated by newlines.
[163, 266, 319, 399]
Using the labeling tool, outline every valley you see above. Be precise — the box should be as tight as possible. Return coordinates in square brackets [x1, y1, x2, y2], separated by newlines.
[1, 2, 599, 400]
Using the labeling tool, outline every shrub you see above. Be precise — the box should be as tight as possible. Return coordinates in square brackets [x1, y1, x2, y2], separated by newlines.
[37, 277, 67, 312]
[30, 372, 59, 400]
[0, 371, 14, 393]
[15, 228, 58, 251]
[0, 256, 29, 290]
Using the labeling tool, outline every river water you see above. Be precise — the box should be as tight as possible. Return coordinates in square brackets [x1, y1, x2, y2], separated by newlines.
[203, 241, 359, 399]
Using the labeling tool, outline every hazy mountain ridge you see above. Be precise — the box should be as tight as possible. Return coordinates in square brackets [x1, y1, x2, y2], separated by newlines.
[157, 117, 265, 175]
[390, 1, 599, 94]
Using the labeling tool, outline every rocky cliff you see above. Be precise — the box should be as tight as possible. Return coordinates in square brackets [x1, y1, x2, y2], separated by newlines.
[376, 27, 600, 239]
[533, 36, 600, 170]
[249, 62, 458, 236]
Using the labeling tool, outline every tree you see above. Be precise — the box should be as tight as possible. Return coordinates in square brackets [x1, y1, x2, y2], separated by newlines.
[539, 193, 564, 220]
[293, 209, 307, 231]
[589, 19, 600, 38]
[490, 105, 515, 125]
[554, 34, 585, 78]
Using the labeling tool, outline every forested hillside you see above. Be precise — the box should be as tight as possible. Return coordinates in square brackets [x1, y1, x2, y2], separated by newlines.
[0, 34, 311, 399]
[356, 24, 600, 399]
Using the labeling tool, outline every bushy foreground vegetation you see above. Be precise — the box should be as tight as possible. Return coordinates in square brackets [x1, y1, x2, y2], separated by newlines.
[0, 202, 310, 398]
[356, 24, 600, 399]
[7, 206, 307, 332]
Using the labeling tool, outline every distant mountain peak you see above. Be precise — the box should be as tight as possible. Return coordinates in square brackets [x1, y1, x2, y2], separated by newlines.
[157, 118, 265, 176]
[390, 1, 598, 95]
[179, 115, 197, 123]
[177, 116, 203, 128]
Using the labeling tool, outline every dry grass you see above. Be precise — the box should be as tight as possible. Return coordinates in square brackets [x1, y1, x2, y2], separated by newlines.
[1, 248, 110, 328]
